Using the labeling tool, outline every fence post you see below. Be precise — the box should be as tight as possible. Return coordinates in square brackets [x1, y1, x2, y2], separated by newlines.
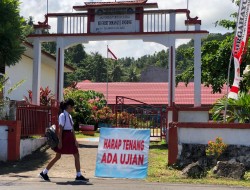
[168, 103, 179, 165]
[7, 121, 21, 161]
[168, 122, 178, 165]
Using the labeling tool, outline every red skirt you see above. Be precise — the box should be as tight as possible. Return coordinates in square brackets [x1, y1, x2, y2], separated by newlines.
[54, 131, 78, 154]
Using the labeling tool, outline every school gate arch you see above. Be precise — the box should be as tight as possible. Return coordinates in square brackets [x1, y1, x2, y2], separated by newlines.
[28, 0, 208, 108]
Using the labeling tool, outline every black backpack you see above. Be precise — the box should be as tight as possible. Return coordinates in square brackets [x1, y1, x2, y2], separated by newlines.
[45, 114, 66, 149]
[45, 125, 59, 149]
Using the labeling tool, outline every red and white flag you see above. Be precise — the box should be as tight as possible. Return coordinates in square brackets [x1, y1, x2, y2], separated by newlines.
[108, 48, 118, 60]
[228, 0, 250, 100]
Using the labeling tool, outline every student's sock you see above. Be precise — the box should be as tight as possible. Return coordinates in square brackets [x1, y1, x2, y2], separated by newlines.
[43, 168, 49, 174]
[76, 172, 82, 177]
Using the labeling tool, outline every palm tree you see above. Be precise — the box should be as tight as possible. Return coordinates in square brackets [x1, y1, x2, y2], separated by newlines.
[210, 92, 250, 123]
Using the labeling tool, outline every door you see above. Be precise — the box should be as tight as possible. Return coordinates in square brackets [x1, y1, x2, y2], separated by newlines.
[0, 126, 8, 161]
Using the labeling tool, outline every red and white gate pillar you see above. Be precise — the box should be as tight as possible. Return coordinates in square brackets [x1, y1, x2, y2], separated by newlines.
[168, 12, 176, 106]
[194, 28, 202, 107]
[55, 37, 65, 102]
[32, 38, 41, 105]
[168, 38, 176, 107]
[55, 16, 65, 102]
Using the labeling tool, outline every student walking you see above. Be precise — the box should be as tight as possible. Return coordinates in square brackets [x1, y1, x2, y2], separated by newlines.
[39, 98, 89, 182]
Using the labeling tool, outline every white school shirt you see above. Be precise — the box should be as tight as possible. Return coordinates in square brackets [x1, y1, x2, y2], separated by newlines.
[58, 110, 74, 130]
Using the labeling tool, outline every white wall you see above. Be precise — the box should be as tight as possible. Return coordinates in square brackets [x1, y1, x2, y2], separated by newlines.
[178, 128, 250, 146]
[41, 62, 56, 95]
[178, 111, 209, 122]
[166, 110, 209, 142]
[20, 137, 46, 159]
[5, 55, 56, 101]
[167, 111, 209, 125]
[0, 126, 8, 161]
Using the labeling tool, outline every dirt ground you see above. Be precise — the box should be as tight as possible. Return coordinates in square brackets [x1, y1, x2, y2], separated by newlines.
[0, 140, 98, 180]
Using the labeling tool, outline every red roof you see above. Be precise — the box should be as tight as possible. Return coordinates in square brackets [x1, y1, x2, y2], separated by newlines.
[73, 0, 158, 11]
[76, 82, 227, 105]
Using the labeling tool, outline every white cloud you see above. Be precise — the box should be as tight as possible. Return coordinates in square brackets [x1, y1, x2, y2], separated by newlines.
[20, 0, 237, 59]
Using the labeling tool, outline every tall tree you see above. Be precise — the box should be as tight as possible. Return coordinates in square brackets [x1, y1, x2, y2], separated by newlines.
[91, 53, 107, 82]
[126, 67, 140, 82]
[176, 0, 250, 93]
[0, 0, 25, 72]
[42, 42, 56, 55]
[65, 44, 87, 65]
[109, 61, 124, 82]
[22, 16, 34, 37]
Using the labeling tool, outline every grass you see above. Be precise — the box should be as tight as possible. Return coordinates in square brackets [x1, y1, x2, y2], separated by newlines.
[147, 141, 250, 187]
[75, 131, 100, 139]
[21, 135, 43, 139]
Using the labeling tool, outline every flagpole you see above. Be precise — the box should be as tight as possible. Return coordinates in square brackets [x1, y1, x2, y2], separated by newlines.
[106, 45, 109, 106]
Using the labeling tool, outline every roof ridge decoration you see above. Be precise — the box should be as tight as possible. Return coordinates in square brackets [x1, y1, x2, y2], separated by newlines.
[34, 14, 51, 29]
[84, 0, 147, 5]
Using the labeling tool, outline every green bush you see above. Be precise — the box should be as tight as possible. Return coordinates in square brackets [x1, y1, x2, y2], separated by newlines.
[210, 92, 250, 123]
[64, 88, 106, 130]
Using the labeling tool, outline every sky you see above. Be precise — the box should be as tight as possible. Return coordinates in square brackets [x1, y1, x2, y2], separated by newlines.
[19, 0, 238, 59]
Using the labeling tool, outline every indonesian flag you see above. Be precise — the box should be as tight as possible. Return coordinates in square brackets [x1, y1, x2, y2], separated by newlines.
[228, 0, 250, 100]
[108, 48, 118, 60]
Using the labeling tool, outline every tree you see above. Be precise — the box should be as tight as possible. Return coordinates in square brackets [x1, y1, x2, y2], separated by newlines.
[0, 0, 25, 71]
[126, 67, 140, 82]
[176, 0, 250, 93]
[111, 64, 124, 82]
[22, 16, 34, 37]
[42, 42, 56, 55]
[65, 44, 87, 65]
[91, 53, 107, 82]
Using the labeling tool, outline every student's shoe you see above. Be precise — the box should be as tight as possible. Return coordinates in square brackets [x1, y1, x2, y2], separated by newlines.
[39, 172, 50, 181]
[75, 175, 89, 182]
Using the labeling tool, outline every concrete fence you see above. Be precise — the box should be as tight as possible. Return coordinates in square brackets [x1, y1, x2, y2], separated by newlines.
[0, 121, 46, 162]
[168, 122, 250, 165]
[20, 137, 46, 159]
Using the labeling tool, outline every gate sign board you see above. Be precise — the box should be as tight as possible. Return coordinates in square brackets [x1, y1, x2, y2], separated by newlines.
[95, 128, 150, 179]
[90, 8, 139, 33]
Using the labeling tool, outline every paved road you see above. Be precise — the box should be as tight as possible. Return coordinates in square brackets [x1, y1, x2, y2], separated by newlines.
[1, 141, 249, 190]
[0, 177, 249, 190]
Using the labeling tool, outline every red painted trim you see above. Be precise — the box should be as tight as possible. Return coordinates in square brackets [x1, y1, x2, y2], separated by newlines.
[89, 9, 95, 22]
[57, 48, 61, 101]
[185, 20, 201, 25]
[167, 106, 211, 111]
[170, 46, 173, 107]
[0, 121, 21, 161]
[135, 7, 141, 20]
[168, 122, 178, 165]
[175, 9, 189, 13]
[87, 9, 95, 34]
[172, 122, 250, 129]
[28, 30, 209, 38]
[47, 9, 189, 17]
[172, 103, 178, 122]
[33, 24, 51, 29]
[167, 122, 250, 165]
[116, 96, 163, 108]
[168, 103, 179, 165]
[136, 7, 144, 33]
[47, 13, 88, 17]
[73, 3, 158, 10]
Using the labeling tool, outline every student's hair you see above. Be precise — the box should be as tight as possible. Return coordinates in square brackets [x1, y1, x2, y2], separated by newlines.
[59, 98, 75, 112]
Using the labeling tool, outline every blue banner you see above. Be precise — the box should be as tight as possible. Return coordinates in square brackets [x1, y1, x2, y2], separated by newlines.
[95, 128, 150, 179]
